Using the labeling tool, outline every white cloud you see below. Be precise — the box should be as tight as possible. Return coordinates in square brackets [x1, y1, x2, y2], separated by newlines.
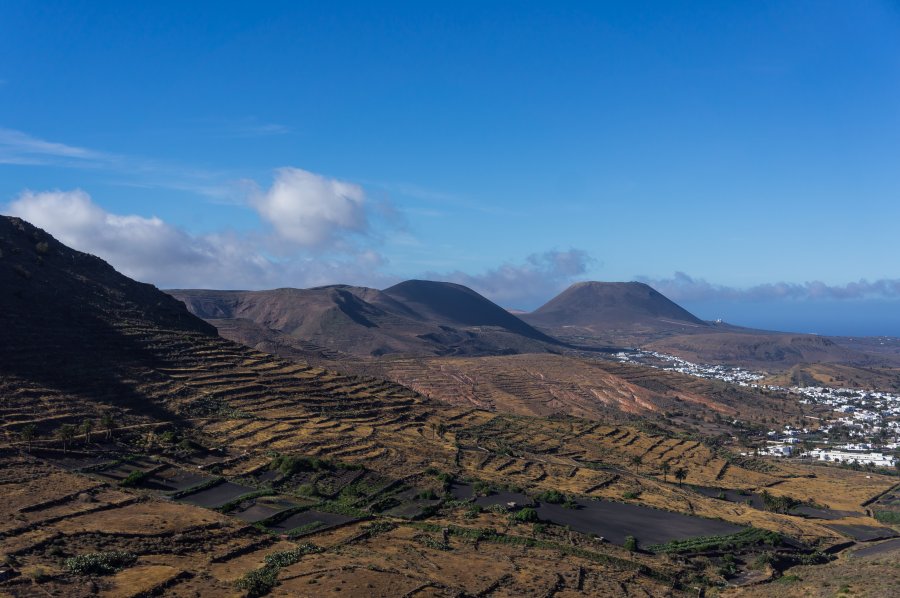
[252, 168, 368, 248]
[431, 249, 595, 309]
[6, 188, 392, 290]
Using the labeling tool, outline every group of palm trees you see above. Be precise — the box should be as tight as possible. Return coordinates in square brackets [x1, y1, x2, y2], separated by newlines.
[668, 463, 690, 486]
[629, 457, 688, 486]
[18, 413, 117, 453]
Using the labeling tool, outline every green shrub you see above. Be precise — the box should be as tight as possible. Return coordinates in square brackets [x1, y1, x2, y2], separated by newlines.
[270, 454, 331, 476]
[437, 472, 455, 490]
[760, 490, 799, 514]
[296, 483, 320, 497]
[415, 534, 450, 550]
[263, 544, 319, 568]
[178, 438, 199, 452]
[752, 551, 776, 569]
[536, 489, 566, 504]
[472, 480, 492, 496]
[624, 535, 638, 552]
[65, 551, 136, 575]
[286, 522, 325, 537]
[235, 566, 279, 597]
[622, 491, 640, 500]
[361, 521, 395, 536]
[119, 470, 148, 488]
[464, 505, 482, 519]
[236, 544, 319, 596]
[513, 507, 539, 523]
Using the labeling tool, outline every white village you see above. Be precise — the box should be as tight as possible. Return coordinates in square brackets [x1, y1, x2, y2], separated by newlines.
[615, 350, 900, 470]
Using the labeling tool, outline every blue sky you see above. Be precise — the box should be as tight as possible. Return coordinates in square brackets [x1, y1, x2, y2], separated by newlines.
[2, 1, 900, 334]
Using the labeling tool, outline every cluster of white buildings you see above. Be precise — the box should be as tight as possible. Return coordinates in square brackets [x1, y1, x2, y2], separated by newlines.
[614, 351, 765, 385]
[614, 350, 900, 469]
[808, 448, 896, 467]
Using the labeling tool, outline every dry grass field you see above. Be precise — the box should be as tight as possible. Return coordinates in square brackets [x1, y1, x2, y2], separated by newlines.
[2, 341, 896, 597]
[763, 362, 900, 392]
[361, 353, 822, 434]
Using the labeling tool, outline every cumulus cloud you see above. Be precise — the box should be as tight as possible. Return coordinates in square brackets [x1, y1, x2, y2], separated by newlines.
[431, 249, 595, 308]
[252, 168, 368, 249]
[640, 271, 900, 303]
[6, 189, 392, 290]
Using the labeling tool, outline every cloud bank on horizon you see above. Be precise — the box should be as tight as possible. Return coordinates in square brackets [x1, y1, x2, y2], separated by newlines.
[10, 182, 900, 315]
[4, 182, 593, 307]
[431, 250, 594, 309]
[640, 272, 900, 304]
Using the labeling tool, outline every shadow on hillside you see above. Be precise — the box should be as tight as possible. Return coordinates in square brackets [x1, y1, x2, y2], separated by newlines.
[0, 311, 188, 425]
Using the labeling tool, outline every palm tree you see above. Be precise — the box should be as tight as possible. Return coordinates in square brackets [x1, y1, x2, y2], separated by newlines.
[630, 455, 643, 474]
[101, 413, 116, 440]
[674, 467, 688, 487]
[660, 462, 671, 483]
[19, 424, 37, 452]
[81, 419, 94, 444]
[57, 424, 76, 453]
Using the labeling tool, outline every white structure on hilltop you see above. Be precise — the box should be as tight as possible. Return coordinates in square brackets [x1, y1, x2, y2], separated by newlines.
[808, 449, 896, 468]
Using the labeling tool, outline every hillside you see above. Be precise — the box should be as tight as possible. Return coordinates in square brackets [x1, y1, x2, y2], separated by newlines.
[170, 281, 559, 359]
[0, 216, 219, 421]
[382, 280, 555, 342]
[522, 281, 709, 339]
[1, 215, 898, 597]
[645, 332, 878, 370]
[362, 352, 825, 435]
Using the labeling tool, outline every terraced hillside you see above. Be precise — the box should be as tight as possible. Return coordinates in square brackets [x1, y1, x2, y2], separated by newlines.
[3, 215, 899, 597]
[364, 353, 821, 433]
[4, 393, 897, 596]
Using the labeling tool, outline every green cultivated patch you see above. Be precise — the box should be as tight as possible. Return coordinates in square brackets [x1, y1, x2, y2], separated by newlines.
[646, 527, 781, 554]
[236, 543, 319, 597]
[873, 510, 900, 524]
[65, 551, 136, 576]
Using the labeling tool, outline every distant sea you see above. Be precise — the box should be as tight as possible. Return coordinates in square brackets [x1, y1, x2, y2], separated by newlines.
[683, 299, 900, 338]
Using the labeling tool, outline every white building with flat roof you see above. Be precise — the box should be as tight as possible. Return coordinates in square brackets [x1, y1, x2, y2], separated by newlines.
[808, 449, 896, 467]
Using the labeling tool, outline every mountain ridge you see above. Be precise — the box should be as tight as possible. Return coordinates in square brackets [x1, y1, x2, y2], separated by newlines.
[169, 280, 560, 359]
[522, 280, 708, 333]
